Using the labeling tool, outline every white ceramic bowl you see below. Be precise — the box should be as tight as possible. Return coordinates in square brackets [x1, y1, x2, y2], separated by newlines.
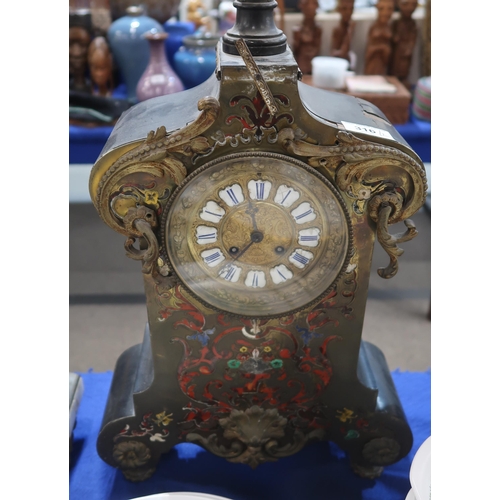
[131, 493, 233, 500]
[409, 436, 431, 500]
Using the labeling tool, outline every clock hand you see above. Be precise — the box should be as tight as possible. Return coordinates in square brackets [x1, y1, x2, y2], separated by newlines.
[245, 201, 259, 231]
[230, 229, 264, 261]
[231, 239, 255, 262]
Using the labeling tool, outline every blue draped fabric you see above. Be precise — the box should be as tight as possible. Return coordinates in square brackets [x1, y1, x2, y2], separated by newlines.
[70, 370, 430, 500]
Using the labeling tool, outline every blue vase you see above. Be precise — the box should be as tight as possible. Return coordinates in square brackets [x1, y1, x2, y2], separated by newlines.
[173, 34, 219, 90]
[163, 21, 196, 70]
[107, 5, 164, 102]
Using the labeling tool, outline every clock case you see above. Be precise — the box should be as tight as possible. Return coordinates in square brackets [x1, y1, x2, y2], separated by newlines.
[89, 0, 427, 482]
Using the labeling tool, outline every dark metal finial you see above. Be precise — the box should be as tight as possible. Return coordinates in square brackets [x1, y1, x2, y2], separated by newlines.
[222, 0, 287, 56]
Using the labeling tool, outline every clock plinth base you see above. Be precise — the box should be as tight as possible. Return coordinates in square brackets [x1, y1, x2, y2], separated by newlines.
[96, 324, 412, 481]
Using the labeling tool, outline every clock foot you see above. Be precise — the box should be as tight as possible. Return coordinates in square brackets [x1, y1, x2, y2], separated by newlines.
[96, 325, 180, 478]
[324, 341, 413, 477]
[344, 435, 403, 476]
[350, 461, 384, 479]
[121, 464, 157, 482]
[112, 438, 159, 482]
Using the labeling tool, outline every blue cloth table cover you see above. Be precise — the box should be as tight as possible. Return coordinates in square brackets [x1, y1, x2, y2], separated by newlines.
[70, 370, 430, 500]
[69, 112, 430, 165]
[394, 115, 431, 163]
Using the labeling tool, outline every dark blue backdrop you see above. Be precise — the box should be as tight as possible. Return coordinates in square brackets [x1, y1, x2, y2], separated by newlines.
[69, 114, 431, 166]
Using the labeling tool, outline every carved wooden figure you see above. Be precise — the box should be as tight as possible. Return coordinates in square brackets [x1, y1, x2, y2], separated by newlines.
[364, 0, 395, 76]
[187, 0, 209, 30]
[69, 25, 92, 92]
[389, 0, 418, 87]
[89, 0, 426, 483]
[421, 0, 430, 78]
[88, 36, 114, 97]
[293, 0, 322, 75]
[331, 0, 355, 66]
[276, 0, 286, 32]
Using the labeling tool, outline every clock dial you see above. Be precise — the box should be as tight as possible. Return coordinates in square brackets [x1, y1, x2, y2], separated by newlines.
[163, 152, 352, 318]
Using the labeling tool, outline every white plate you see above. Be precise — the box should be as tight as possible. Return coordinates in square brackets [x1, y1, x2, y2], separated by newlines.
[409, 436, 431, 500]
[131, 493, 233, 500]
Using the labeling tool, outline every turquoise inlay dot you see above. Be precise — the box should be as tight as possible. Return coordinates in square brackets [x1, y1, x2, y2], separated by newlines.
[270, 359, 283, 369]
[345, 430, 360, 440]
[227, 360, 241, 369]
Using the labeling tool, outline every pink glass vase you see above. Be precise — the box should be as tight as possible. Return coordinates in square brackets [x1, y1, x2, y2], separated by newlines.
[136, 31, 184, 102]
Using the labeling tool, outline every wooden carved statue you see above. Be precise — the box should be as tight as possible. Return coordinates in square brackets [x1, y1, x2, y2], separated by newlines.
[69, 25, 92, 92]
[187, 0, 209, 30]
[90, 0, 112, 37]
[389, 0, 418, 87]
[276, 0, 286, 32]
[331, 0, 355, 67]
[364, 0, 395, 76]
[421, 0, 430, 77]
[88, 36, 114, 97]
[293, 0, 322, 75]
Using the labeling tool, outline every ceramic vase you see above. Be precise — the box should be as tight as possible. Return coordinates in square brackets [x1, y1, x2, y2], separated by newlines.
[107, 5, 164, 102]
[173, 33, 219, 90]
[136, 31, 184, 102]
[163, 20, 196, 69]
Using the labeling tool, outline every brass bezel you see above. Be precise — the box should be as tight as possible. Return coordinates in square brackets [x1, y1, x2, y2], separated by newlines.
[160, 151, 354, 319]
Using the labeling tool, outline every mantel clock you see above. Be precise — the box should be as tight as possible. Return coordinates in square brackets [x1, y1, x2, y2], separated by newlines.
[89, 0, 427, 482]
